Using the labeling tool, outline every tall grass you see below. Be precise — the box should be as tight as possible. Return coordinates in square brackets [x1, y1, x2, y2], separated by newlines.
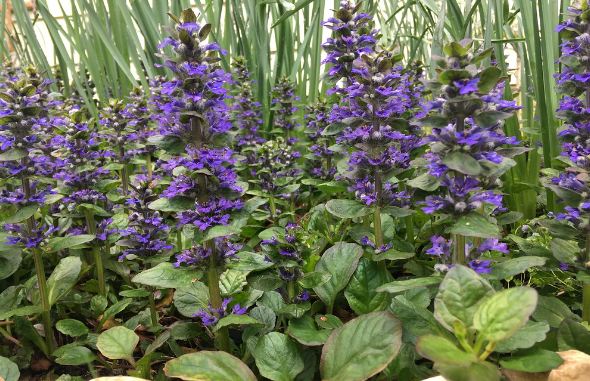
[2, 0, 567, 215]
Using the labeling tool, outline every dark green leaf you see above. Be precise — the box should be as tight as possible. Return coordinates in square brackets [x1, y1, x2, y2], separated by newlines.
[320, 312, 402, 381]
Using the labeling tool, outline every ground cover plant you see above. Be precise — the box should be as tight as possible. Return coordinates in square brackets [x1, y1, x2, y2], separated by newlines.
[1, 1, 590, 381]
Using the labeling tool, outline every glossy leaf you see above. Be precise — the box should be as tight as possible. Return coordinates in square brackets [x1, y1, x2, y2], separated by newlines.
[474, 287, 538, 342]
[254, 332, 304, 381]
[321, 311, 402, 381]
[164, 351, 257, 381]
[47, 257, 82, 306]
[313, 243, 364, 310]
[434, 265, 494, 332]
[132, 262, 201, 288]
[416, 335, 478, 366]
[96, 326, 139, 365]
[344, 258, 388, 315]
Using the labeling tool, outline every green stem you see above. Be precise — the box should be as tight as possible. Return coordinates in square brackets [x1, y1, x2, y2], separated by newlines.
[21, 165, 54, 356]
[206, 247, 231, 353]
[454, 233, 466, 266]
[399, 181, 414, 244]
[119, 146, 129, 194]
[146, 153, 153, 181]
[287, 280, 295, 303]
[453, 108, 467, 266]
[374, 171, 387, 275]
[176, 229, 183, 251]
[148, 289, 159, 328]
[85, 210, 106, 297]
[269, 193, 277, 220]
[33, 247, 54, 356]
[583, 282, 590, 323]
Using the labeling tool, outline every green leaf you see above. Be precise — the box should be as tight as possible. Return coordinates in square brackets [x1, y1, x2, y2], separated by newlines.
[321, 311, 402, 381]
[254, 332, 304, 381]
[416, 335, 478, 366]
[0, 149, 28, 161]
[474, 110, 515, 128]
[377, 277, 443, 294]
[476, 66, 502, 93]
[551, 238, 580, 265]
[0, 306, 44, 321]
[557, 319, 590, 354]
[249, 271, 284, 291]
[313, 243, 364, 309]
[434, 265, 495, 332]
[495, 321, 550, 353]
[325, 199, 373, 219]
[148, 196, 194, 212]
[55, 346, 96, 366]
[500, 348, 564, 372]
[288, 315, 331, 346]
[204, 225, 241, 241]
[344, 258, 388, 315]
[174, 281, 209, 318]
[443, 41, 468, 56]
[214, 314, 263, 332]
[164, 351, 257, 381]
[487, 256, 547, 280]
[56, 319, 89, 337]
[98, 299, 132, 329]
[446, 213, 501, 238]
[390, 295, 451, 338]
[46, 235, 96, 252]
[47, 257, 82, 306]
[474, 287, 538, 342]
[298, 271, 332, 289]
[132, 262, 201, 288]
[495, 211, 523, 225]
[533, 296, 579, 328]
[0, 250, 22, 280]
[220, 269, 248, 294]
[96, 326, 139, 365]
[436, 362, 502, 381]
[441, 152, 482, 176]
[5, 204, 38, 223]
[0, 356, 20, 381]
[315, 315, 343, 330]
[228, 252, 273, 271]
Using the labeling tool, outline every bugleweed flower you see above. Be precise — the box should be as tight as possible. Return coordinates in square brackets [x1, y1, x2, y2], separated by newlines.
[4, 223, 59, 248]
[0, 66, 57, 182]
[321, 1, 378, 92]
[305, 99, 337, 181]
[413, 40, 526, 264]
[194, 297, 246, 326]
[118, 176, 172, 261]
[271, 76, 300, 141]
[260, 223, 312, 303]
[329, 48, 419, 210]
[230, 56, 265, 148]
[426, 234, 508, 274]
[245, 138, 302, 218]
[173, 236, 242, 268]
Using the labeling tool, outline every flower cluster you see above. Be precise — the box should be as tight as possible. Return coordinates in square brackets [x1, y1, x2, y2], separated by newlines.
[321, 0, 378, 93]
[260, 223, 311, 302]
[411, 40, 527, 266]
[545, 3, 590, 260]
[118, 176, 172, 260]
[230, 56, 265, 148]
[270, 76, 300, 141]
[173, 236, 242, 268]
[304, 99, 337, 180]
[426, 234, 508, 274]
[194, 297, 246, 326]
